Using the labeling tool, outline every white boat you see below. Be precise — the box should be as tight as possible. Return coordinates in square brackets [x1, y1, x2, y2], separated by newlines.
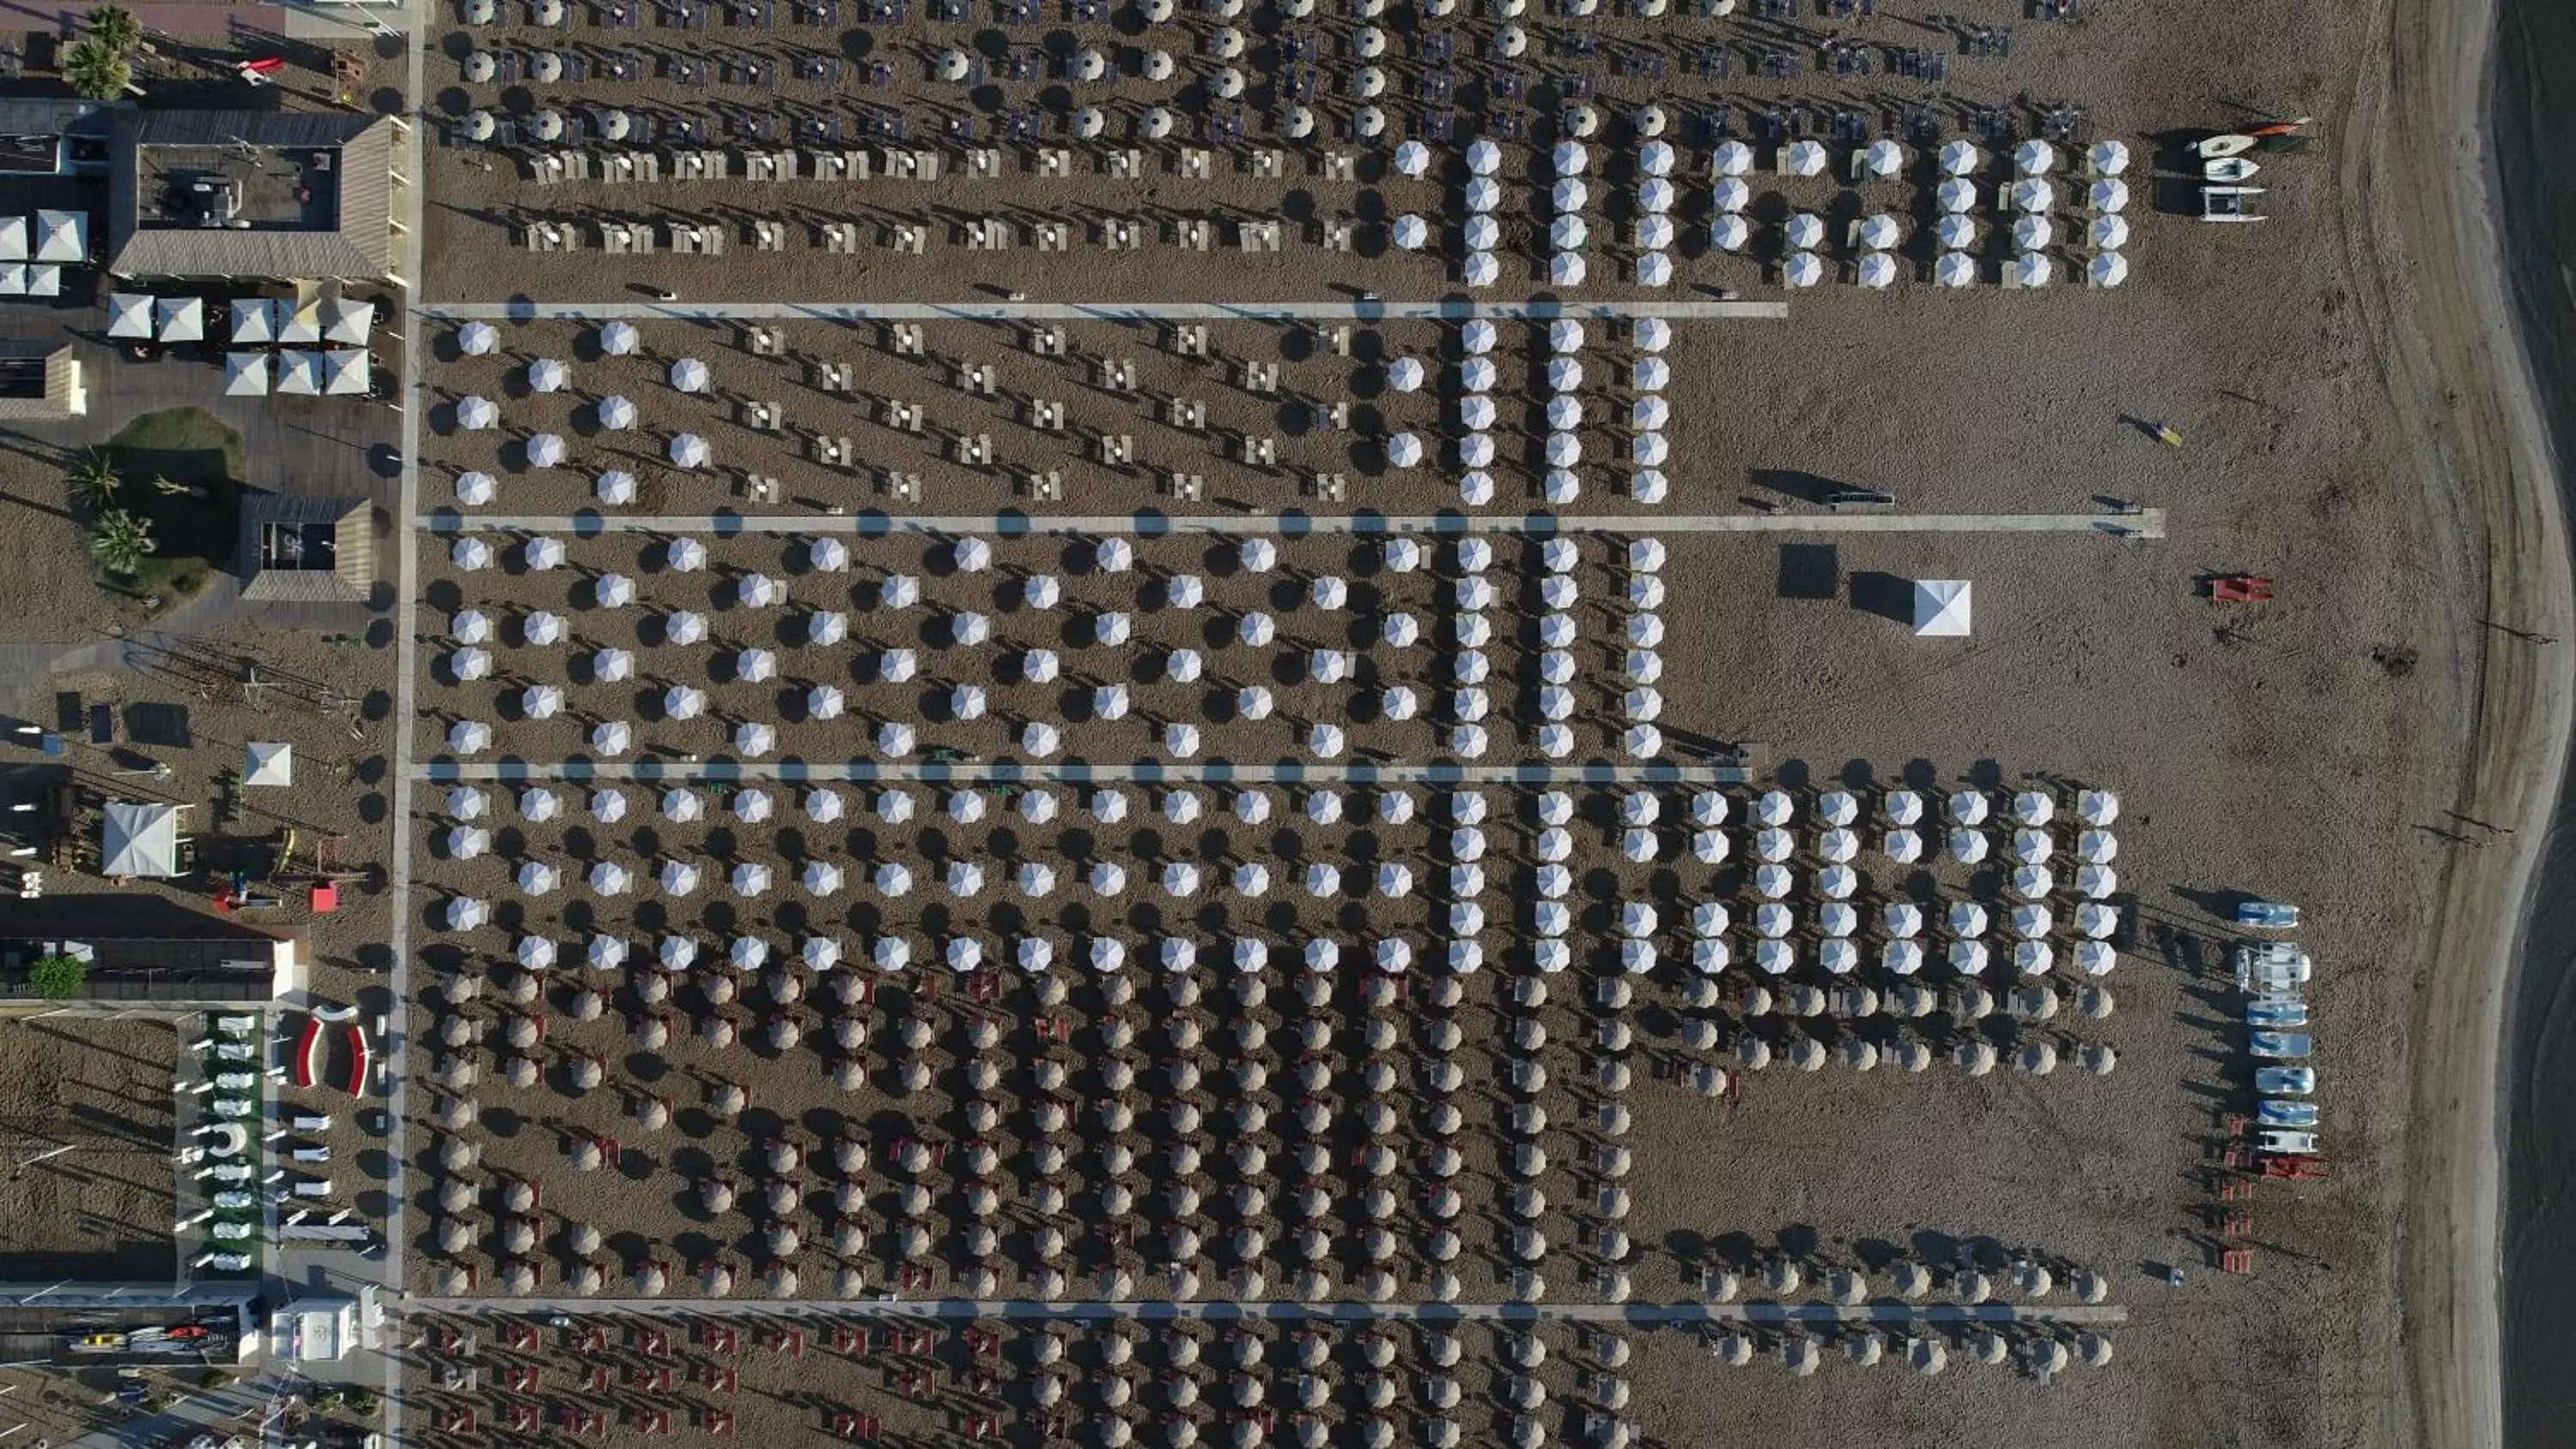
[2204, 156, 2260, 182]
[2197, 132, 2256, 159]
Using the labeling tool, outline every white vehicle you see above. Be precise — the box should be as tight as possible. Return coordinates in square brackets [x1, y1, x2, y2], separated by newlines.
[2234, 943, 2312, 993]
[2257, 1129, 2319, 1155]
[2256, 1066, 2316, 1095]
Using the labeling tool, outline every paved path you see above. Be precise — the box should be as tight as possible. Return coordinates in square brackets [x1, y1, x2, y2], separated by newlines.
[419, 300, 1790, 323]
[423, 509, 2166, 540]
[381, 0, 433, 1439]
[399, 1296, 2126, 1327]
[415, 759, 1752, 785]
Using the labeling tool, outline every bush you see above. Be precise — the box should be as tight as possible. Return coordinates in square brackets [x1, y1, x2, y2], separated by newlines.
[88, 508, 156, 578]
[27, 953, 86, 999]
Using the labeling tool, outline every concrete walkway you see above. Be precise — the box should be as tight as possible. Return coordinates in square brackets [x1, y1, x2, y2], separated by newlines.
[398, 1295, 2127, 1327]
[415, 759, 1752, 785]
[419, 300, 1791, 323]
[423, 509, 2166, 540]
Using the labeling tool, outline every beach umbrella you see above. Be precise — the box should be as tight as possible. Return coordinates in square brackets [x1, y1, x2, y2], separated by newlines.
[2093, 215, 2130, 254]
[733, 721, 775, 756]
[668, 433, 709, 468]
[1935, 252, 1978, 288]
[528, 358, 569, 393]
[1467, 137, 1502, 175]
[1461, 318, 1500, 355]
[1711, 214, 1751, 252]
[1551, 215, 1589, 251]
[1713, 177, 1752, 215]
[1783, 252, 1824, 288]
[1552, 177, 1589, 213]
[1783, 139, 1827, 175]
[454, 471, 496, 506]
[1936, 213, 1981, 252]
[1391, 214, 1430, 250]
[2014, 252, 2056, 288]
[2091, 253, 2131, 288]
[1862, 137, 1905, 177]
[459, 320, 497, 355]
[2089, 138, 2132, 175]
[447, 720, 493, 754]
[2013, 214, 2056, 252]
[1639, 177, 1677, 212]
[1384, 433, 1425, 468]
[1462, 252, 1500, 287]
[1636, 214, 1677, 250]
[1712, 138, 1756, 176]
[1637, 253, 1674, 286]
[669, 357, 710, 393]
[2011, 178, 2056, 213]
[1937, 178, 1978, 214]
[1549, 252, 1587, 286]
[1785, 212, 1826, 251]
[594, 468, 637, 506]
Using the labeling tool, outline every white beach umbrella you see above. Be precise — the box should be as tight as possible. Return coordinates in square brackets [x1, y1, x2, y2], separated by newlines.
[2013, 252, 2056, 288]
[1710, 214, 1751, 253]
[1637, 252, 1674, 287]
[1935, 252, 1977, 288]
[1549, 252, 1587, 286]
[1783, 139, 1826, 175]
[1462, 252, 1500, 287]
[596, 470, 636, 505]
[1936, 178, 1977, 214]
[2091, 253, 2131, 288]
[1783, 252, 1824, 288]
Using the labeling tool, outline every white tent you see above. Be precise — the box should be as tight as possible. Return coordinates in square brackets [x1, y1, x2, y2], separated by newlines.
[244, 742, 294, 787]
[1913, 580, 1972, 636]
[276, 352, 325, 395]
[101, 802, 182, 877]
[224, 353, 270, 397]
[32, 209, 84, 263]
[106, 293, 153, 339]
[325, 299, 376, 345]
[324, 350, 370, 396]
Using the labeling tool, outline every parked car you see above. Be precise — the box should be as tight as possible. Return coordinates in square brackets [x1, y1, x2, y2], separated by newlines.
[2256, 1066, 2317, 1095]
[2250, 1031, 2313, 1059]
[2234, 943, 2312, 993]
[2257, 1100, 2319, 1129]
[2258, 1129, 2320, 1155]
[2245, 997, 2310, 1029]
[2235, 900, 2301, 930]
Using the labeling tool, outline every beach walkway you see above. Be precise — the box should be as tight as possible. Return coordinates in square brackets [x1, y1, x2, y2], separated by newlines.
[421, 509, 2165, 540]
[419, 300, 1792, 324]
[401, 1295, 2127, 1327]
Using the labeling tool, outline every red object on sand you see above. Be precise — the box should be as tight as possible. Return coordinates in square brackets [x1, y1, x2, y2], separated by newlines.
[310, 882, 338, 913]
[292, 1017, 322, 1088]
[343, 1024, 370, 1094]
[240, 57, 287, 75]
[2208, 575, 2275, 603]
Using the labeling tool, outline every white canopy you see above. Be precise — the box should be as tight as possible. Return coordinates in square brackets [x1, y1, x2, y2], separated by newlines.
[224, 353, 270, 397]
[106, 293, 154, 339]
[1913, 579, 1971, 636]
[100, 802, 182, 877]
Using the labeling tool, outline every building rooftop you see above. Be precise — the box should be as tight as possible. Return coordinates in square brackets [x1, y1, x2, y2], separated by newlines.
[238, 493, 373, 603]
[106, 111, 397, 280]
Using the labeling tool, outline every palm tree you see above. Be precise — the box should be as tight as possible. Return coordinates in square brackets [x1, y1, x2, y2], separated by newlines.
[87, 6, 142, 55]
[88, 509, 155, 578]
[66, 450, 120, 511]
[61, 38, 131, 100]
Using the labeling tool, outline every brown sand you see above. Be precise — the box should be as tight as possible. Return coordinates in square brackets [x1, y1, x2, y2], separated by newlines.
[0, 1018, 180, 1282]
